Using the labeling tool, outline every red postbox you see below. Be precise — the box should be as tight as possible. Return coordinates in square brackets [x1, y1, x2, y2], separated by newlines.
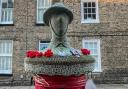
[34, 74, 87, 89]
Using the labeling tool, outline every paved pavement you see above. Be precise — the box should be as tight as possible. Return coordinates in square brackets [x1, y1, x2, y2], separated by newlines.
[0, 84, 128, 89]
[97, 84, 128, 89]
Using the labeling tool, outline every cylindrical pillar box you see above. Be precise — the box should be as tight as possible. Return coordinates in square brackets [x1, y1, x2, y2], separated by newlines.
[34, 74, 87, 89]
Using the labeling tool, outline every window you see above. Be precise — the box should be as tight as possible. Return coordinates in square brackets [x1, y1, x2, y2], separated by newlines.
[39, 41, 50, 51]
[0, 0, 14, 24]
[37, 0, 51, 24]
[0, 40, 13, 74]
[83, 39, 101, 72]
[81, 0, 99, 23]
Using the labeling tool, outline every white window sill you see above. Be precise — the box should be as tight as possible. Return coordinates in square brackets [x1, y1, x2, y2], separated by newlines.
[93, 69, 102, 73]
[36, 21, 44, 24]
[36, 21, 45, 25]
[0, 22, 13, 25]
[81, 20, 100, 24]
[0, 71, 12, 74]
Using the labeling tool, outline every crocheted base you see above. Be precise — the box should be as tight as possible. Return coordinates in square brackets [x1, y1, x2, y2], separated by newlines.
[25, 62, 94, 76]
[24, 56, 95, 76]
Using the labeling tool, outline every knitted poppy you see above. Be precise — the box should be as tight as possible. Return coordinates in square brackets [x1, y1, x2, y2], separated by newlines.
[26, 50, 43, 58]
[44, 49, 53, 57]
[81, 48, 90, 55]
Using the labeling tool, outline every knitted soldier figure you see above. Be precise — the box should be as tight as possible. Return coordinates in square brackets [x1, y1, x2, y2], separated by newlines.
[43, 3, 80, 57]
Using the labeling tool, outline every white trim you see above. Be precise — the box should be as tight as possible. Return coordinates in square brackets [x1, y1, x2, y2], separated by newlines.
[0, 54, 12, 56]
[81, 0, 99, 23]
[0, 0, 14, 24]
[0, 21, 13, 24]
[82, 39, 102, 72]
[0, 40, 13, 74]
[0, 70, 12, 74]
[0, 0, 2, 23]
[36, 0, 51, 24]
[10, 40, 13, 74]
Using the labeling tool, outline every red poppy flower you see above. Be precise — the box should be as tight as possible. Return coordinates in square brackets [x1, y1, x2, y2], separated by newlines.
[81, 48, 91, 55]
[26, 51, 36, 58]
[26, 50, 43, 58]
[36, 52, 43, 58]
[44, 49, 53, 57]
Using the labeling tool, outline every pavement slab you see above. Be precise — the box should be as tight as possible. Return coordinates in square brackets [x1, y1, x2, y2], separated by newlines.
[0, 84, 128, 89]
[97, 84, 128, 89]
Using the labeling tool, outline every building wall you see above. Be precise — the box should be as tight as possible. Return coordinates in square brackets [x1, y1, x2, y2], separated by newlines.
[66, 0, 128, 83]
[0, 0, 128, 85]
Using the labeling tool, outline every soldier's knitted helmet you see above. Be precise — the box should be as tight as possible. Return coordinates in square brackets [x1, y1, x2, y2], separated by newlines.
[43, 3, 73, 26]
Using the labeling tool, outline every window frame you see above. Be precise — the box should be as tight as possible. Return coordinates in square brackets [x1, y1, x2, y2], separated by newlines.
[0, 40, 13, 74]
[81, 0, 99, 23]
[36, 0, 51, 24]
[82, 39, 102, 72]
[39, 40, 50, 51]
[0, 0, 14, 24]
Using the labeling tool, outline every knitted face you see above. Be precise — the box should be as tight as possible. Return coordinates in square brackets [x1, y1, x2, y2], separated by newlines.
[49, 13, 69, 37]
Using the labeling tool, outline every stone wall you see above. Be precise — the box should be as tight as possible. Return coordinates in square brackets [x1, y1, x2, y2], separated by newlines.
[68, 34, 128, 83]
[0, 0, 128, 85]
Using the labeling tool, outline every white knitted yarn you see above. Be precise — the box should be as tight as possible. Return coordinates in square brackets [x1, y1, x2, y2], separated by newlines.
[24, 60, 94, 76]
